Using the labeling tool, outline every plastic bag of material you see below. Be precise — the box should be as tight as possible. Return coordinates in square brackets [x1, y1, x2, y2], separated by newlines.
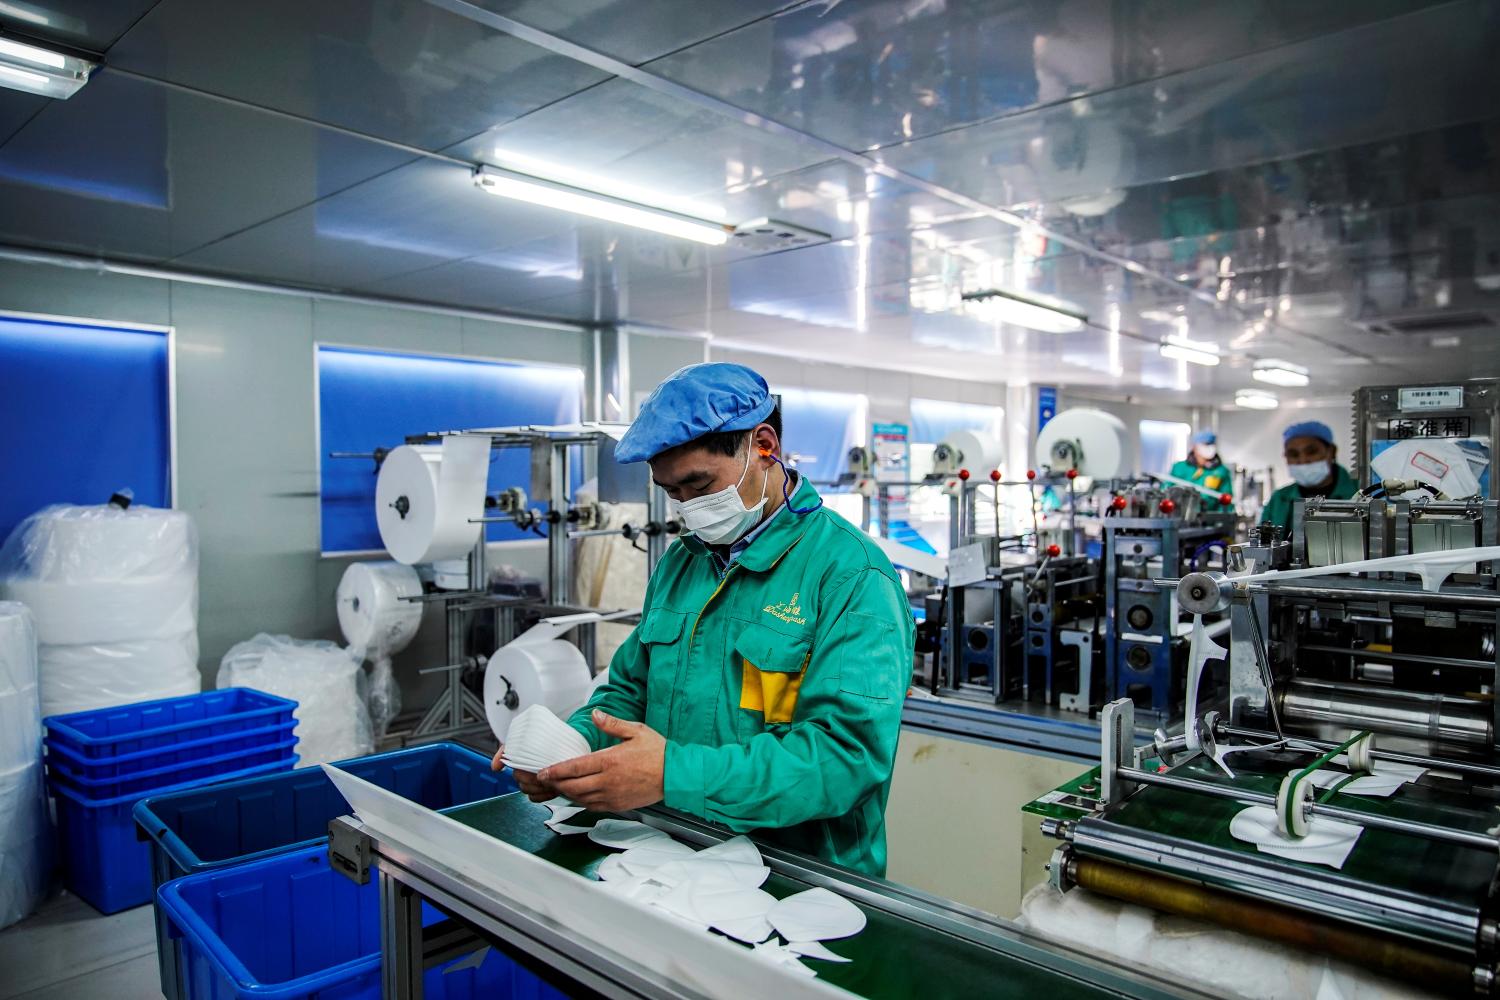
[37, 631, 200, 719]
[0, 601, 46, 929]
[217, 634, 372, 765]
[0, 503, 196, 583]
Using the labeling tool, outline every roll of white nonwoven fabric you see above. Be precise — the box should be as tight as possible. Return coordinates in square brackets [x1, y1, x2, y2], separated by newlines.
[0, 603, 39, 789]
[336, 561, 423, 659]
[938, 430, 1004, 476]
[38, 630, 200, 719]
[484, 639, 593, 743]
[375, 437, 490, 566]
[4, 573, 197, 646]
[0, 504, 195, 582]
[0, 760, 47, 929]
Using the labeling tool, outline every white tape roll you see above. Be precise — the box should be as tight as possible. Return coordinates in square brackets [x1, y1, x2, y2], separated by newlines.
[375, 436, 490, 565]
[1347, 733, 1375, 774]
[483, 639, 592, 743]
[336, 561, 423, 658]
[1276, 773, 1312, 839]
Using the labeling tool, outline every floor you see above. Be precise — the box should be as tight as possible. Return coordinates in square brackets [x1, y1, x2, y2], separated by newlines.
[0, 891, 163, 1000]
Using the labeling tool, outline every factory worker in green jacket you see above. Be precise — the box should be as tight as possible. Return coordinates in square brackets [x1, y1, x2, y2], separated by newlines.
[1261, 420, 1358, 537]
[494, 362, 915, 876]
[1169, 430, 1233, 511]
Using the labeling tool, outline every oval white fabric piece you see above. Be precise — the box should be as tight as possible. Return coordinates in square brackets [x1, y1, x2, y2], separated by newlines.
[767, 887, 867, 942]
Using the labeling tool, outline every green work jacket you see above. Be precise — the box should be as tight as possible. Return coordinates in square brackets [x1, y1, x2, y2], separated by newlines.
[1260, 463, 1358, 537]
[1170, 457, 1233, 511]
[569, 476, 914, 876]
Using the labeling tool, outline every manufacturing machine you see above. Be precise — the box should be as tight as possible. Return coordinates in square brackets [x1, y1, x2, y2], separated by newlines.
[1034, 381, 1500, 995]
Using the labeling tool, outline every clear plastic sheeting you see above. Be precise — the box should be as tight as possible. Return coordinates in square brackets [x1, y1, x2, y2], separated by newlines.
[0, 602, 46, 929]
[0, 504, 200, 718]
[218, 634, 371, 765]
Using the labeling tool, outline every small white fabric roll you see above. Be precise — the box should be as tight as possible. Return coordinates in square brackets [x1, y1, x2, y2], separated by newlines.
[336, 561, 423, 659]
[484, 639, 593, 743]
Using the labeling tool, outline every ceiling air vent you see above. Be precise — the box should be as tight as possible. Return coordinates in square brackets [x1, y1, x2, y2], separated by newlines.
[1360, 310, 1497, 335]
[727, 218, 830, 254]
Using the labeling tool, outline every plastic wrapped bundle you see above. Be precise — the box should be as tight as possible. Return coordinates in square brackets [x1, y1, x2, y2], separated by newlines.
[0, 602, 48, 929]
[217, 634, 372, 765]
[0, 504, 200, 718]
[336, 561, 422, 740]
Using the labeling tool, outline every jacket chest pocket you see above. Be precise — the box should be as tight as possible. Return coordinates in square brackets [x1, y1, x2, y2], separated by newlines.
[734, 621, 811, 726]
[638, 609, 689, 711]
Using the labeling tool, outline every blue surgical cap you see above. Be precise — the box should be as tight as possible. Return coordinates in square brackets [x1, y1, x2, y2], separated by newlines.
[616, 363, 775, 463]
[1283, 420, 1334, 446]
[1191, 430, 1217, 446]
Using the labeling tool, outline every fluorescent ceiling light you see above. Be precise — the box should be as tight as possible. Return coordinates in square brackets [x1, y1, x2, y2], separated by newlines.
[0, 36, 92, 98]
[1252, 359, 1310, 387]
[1235, 388, 1279, 410]
[959, 287, 1087, 333]
[473, 167, 728, 246]
[1159, 335, 1220, 367]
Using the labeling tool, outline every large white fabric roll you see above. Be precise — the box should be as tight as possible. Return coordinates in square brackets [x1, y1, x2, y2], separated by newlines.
[0, 603, 39, 767]
[37, 631, 201, 719]
[374, 437, 490, 565]
[4, 574, 197, 646]
[0, 504, 195, 581]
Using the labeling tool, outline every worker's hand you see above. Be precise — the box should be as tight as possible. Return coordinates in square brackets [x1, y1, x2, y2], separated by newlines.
[491, 744, 558, 803]
[539, 710, 664, 813]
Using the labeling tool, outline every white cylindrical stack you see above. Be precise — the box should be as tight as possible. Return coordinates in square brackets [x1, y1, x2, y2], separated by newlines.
[0, 602, 47, 929]
[337, 561, 423, 739]
[0, 505, 200, 719]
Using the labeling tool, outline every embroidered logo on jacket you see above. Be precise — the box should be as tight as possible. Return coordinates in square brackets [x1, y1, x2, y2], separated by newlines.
[763, 592, 806, 625]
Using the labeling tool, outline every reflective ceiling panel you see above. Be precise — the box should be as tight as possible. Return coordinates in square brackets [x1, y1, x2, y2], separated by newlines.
[448, 77, 831, 213]
[107, 0, 611, 151]
[465, 0, 793, 65]
[0, 0, 160, 52]
[878, 1, 1499, 212]
[0, 70, 415, 260]
[0, 90, 46, 146]
[645, 0, 1448, 152]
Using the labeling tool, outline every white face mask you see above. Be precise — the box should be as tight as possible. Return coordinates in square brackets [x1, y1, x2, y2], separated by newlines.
[668, 444, 767, 546]
[1193, 444, 1216, 462]
[1288, 460, 1332, 488]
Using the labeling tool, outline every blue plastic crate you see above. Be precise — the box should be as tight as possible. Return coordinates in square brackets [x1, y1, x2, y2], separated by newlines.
[52, 756, 298, 914]
[157, 846, 569, 1000]
[135, 743, 514, 1000]
[48, 737, 298, 799]
[44, 720, 297, 778]
[45, 689, 297, 759]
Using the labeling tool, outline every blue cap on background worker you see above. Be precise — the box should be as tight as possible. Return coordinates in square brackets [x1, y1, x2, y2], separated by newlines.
[1169, 429, 1233, 511]
[494, 362, 914, 876]
[1259, 420, 1357, 536]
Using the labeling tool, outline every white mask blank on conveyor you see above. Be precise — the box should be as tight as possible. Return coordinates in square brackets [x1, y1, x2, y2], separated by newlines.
[766, 887, 867, 942]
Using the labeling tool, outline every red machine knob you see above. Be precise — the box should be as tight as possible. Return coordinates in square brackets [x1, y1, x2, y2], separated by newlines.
[1046, 544, 1062, 558]
[1160, 498, 1177, 515]
[1026, 469, 1037, 481]
[958, 468, 971, 481]
[1219, 493, 1233, 506]
[1065, 469, 1079, 480]
[989, 469, 1001, 482]
[1110, 495, 1127, 511]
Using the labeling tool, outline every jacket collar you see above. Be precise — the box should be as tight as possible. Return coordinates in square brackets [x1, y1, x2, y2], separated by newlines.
[678, 476, 821, 572]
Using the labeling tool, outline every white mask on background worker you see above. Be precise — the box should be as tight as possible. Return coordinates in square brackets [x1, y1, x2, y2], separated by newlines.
[1192, 443, 1216, 463]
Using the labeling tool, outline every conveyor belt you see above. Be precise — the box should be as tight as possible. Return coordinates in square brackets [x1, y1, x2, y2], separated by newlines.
[1072, 753, 1496, 953]
[442, 793, 1194, 1000]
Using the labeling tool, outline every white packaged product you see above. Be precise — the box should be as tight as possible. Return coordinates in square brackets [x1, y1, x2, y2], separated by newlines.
[337, 561, 423, 739]
[0, 602, 47, 929]
[0, 504, 200, 720]
[218, 634, 372, 765]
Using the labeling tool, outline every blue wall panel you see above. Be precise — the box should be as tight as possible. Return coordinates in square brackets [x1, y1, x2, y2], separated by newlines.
[317, 347, 583, 553]
[0, 315, 171, 543]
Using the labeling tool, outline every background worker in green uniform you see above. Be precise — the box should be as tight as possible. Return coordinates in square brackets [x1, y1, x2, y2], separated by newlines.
[1260, 420, 1358, 537]
[1170, 430, 1233, 511]
[494, 363, 915, 876]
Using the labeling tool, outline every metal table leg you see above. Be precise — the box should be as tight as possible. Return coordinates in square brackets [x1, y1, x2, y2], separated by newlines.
[381, 871, 425, 1000]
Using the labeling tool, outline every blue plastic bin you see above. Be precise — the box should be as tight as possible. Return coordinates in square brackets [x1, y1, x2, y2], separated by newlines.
[157, 846, 569, 1000]
[52, 756, 298, 914]
[45, 720, 297, 778]
[45, 689, 297, 759]
[48, 737, 299, 799]
[135, 743, 514, 1000]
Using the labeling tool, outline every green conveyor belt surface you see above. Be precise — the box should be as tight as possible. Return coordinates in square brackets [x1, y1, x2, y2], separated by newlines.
[1103, 754, 1497, 908]
[444, 793, 1166, 1000]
